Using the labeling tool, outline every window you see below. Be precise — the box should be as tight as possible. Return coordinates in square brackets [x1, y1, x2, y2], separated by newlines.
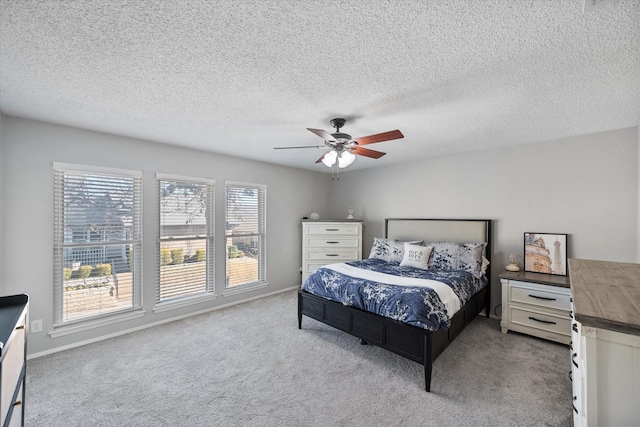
[53, 164, 142, 325]
[224, 181, 266, 289]
[157, 175, 215, 303]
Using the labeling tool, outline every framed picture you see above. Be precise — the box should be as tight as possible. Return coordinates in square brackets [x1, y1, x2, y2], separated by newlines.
[524, 233, 568, 276]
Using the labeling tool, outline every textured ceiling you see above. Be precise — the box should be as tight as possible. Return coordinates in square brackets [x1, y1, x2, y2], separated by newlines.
[1, 0, 639, 172]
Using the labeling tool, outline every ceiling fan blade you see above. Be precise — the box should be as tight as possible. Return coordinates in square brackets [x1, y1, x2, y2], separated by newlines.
[307, 128, 337, 142]
[315, 151, 330, 164]
[273, 145, 323, 149]
[352, 146, 386, 159]
[354, 129, 404, 146]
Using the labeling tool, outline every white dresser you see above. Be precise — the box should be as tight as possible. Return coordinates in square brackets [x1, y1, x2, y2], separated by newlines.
[0, 294, 29, 427]
[500, 271, 572, 344]
[301, 220, 362, 284]
[569, 259, 640, 427]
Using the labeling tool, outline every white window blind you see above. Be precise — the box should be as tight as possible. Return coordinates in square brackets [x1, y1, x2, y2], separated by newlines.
[53, 165, 142, 325]
[157, 176, 215, 303]
[225, 182, 266, 288]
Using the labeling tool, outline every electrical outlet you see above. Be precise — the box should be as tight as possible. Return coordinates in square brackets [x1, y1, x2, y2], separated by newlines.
[31, 319, 43, 333]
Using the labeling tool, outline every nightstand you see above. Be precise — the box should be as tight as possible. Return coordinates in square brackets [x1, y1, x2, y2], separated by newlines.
[500, 270, 571, 344]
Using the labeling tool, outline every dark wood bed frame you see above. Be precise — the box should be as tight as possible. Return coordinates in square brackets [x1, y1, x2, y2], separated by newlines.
[298, 218, 492, 392]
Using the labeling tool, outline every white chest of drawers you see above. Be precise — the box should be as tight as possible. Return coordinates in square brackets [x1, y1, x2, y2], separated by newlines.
[500, 271, 571, 344]
[301, 220, 362, 284]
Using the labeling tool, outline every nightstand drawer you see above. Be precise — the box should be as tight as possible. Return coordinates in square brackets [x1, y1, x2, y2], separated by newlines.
[305, 223, 361, 236]
[305, 237, 360, 248]
[510, 283, 571, 312]
[510, 306, 571, 336]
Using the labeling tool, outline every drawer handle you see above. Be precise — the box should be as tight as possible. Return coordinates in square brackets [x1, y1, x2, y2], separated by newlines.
[573, 396, 578, 414]
[326, 254, 340, 257]
[528, 294, 556, 301]
[326, 241, 340, 244]
[572, 353, 579, 369]
[325, 228, 339, 231]
[572, 323, 578, 333]
[528, 316, 556, 325]
[16, 325, 25, 330]
[13, 400, 22, 406]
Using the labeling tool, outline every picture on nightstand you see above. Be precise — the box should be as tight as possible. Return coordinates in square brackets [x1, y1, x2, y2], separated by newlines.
[524, 233, 567, 276]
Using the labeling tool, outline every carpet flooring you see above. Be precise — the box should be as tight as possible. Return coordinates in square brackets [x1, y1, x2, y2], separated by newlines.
[25, 290, 572, 426]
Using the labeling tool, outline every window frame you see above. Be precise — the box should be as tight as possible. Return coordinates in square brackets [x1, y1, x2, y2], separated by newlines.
[53, 163, 143, 327]
[223, 181, 267, 295]
[155, 173, 216, 309]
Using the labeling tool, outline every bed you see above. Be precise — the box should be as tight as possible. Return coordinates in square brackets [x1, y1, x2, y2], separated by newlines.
[298, 218, 492, 392]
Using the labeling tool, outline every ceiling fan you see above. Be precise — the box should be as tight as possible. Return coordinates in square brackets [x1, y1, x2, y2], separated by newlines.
[274, 118, 404, 169]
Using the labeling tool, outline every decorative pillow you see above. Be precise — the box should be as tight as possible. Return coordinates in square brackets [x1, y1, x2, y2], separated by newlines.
[400, 244, 433, 270]
[457, 242, 487, 278]
[369, 237, 424, 264]
[429, 242, 460, 271]
[429, 242, 487, 278]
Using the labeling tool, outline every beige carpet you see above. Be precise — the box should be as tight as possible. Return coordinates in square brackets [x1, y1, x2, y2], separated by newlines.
[25, 290, 572, 426]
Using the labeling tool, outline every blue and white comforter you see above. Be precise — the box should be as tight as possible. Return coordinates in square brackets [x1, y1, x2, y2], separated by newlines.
[301, 258, 487, 331]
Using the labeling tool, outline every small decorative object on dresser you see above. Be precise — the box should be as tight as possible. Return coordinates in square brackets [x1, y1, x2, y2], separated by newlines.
[346, 208, 354, 220]
[505, 252, 520, 271]
[301, 220, 363, 284]
[500, 270, 571, 344]
[0, 294, 28, 427]
[309, 212, 320, 220]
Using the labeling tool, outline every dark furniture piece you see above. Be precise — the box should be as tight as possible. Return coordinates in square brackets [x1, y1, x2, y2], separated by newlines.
[298, 218, 491, 392]
[0, 294, 28, 427]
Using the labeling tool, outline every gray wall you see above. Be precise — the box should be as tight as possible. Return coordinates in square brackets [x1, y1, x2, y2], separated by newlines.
[0, 116, 331, 355]
[328, 127, 639, 315]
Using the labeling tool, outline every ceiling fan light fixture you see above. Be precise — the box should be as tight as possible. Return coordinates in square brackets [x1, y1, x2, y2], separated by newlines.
[322, 149, 338, 167]
[338, 150, 356, 168]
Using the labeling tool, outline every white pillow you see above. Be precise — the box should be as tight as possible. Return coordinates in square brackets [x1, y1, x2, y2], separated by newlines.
[400, 244, 433, 270]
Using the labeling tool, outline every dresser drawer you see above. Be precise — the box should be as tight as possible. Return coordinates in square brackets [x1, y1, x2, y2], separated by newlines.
[510, 283, 571, 312]
[305, 223, 361, 236]
[304, 262, 331, 274]
[306, 249, 360, 261]
[509, 306, 571, 337]
[305, 237, 360, 248]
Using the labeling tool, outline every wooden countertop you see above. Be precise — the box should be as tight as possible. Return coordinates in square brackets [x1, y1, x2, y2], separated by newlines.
[569, 259, 640, 336]
[499, 270, 570, 288]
